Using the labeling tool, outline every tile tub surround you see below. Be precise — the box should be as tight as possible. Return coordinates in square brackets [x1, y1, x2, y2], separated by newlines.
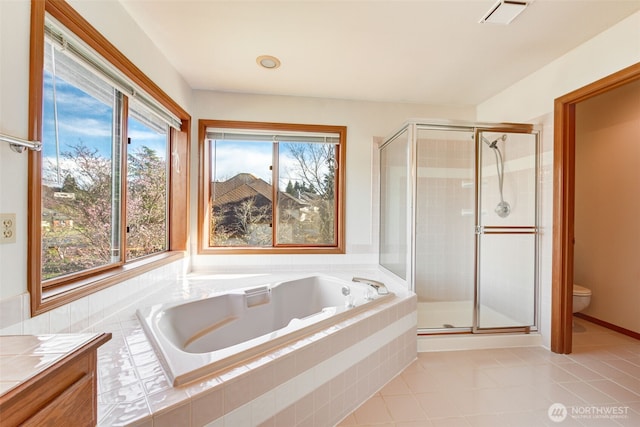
[0, 258, 188, 336]
[95, 271, 417, 426]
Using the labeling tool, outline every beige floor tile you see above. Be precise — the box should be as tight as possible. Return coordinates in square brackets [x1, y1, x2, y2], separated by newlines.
[464, 413, 507, 427]
[604, 359, 640, 380]
[496, 410, 550, 427]
[446, 387, 505, 416]
[396, 421, 434, 427]
[578, 358, 631, 380]
[352, 396, 392, 425]
[342, 319, 639, 427]
[529, 381, 587, 407]
[429, 417, 472, 427]
[415, 391, 460, 419]
[611, 375, 640, 397]
[382, 394, 428, 422]
[587, 379, 640, 403]
[559, 381, 618, 405]
[557, 361, 605, 381]
[401, 368, 443, 393]
[379, 374, 412, 396]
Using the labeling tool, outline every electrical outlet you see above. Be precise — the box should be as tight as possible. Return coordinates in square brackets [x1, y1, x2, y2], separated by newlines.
[1, 213, 16, 244]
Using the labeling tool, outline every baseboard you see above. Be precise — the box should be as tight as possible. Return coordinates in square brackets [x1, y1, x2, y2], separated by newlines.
[417, 332, 542, 352]
[574, 313, 640, 340]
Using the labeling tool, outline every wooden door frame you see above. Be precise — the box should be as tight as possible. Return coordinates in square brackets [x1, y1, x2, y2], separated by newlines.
[551, 62, 640, 353]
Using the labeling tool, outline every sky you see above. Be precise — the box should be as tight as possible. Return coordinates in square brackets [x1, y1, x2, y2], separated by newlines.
[42, 70, 167, 187]
[210, 140, 332, 192]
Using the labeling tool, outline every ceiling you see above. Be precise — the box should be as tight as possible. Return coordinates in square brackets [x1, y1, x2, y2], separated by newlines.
[119, 0, 640, 106]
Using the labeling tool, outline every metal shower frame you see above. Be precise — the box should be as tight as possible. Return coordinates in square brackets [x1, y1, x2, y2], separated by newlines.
[379, 119, 541, 335]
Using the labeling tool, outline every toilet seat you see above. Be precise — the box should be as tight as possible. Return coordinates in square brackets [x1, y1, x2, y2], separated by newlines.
[573, 284, 591, 296]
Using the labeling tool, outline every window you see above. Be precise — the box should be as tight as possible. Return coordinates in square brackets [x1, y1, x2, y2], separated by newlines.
[41, 35, 126, 281]
[199, 120, 346, 254]
[126, 99, 169, 260]
[29, 0, 190, 315]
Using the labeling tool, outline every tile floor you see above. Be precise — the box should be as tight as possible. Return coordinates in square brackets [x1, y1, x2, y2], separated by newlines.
[338, 317, 640, 426]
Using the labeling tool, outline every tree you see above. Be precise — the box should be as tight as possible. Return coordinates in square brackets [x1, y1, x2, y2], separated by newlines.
[127, 145, 167, 258]
[286, 143, 334, 198]
[285, 180, 294, 195]
[284, 143, 336, 243]
[232, 197, 271, 245]
[42, 142, 167, 279]
[42, 143, 115, 278]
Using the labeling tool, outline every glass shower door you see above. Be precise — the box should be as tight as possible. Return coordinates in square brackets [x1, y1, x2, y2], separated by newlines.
[415, 127, 475, 330]
[474, 130, 538, 332]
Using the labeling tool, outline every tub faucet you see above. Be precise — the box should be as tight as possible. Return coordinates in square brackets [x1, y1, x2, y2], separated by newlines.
[352, 277, 389, 296]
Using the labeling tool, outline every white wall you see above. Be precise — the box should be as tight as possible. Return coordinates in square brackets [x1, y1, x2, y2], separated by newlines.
[477, 11, 640, 123]
[0, 0, 32, 299]
[189, 91, 474, 271]
[477, 11, 640, 348]
[0, 0, 190, 302]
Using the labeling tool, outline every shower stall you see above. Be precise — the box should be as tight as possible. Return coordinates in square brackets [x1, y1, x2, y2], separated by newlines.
[379, 120, 539, 334]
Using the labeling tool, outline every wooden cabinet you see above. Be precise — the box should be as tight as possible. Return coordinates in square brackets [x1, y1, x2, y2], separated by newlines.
[0, 333, 111, 427]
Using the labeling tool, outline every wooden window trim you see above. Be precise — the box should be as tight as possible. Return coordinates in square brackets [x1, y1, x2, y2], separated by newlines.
[28, 0, 190, 316]
[198, 119, 346, 255]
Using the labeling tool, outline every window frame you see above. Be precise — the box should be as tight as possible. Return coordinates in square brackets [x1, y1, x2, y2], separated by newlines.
[28, 0, 190, 316]
[198, 120, 346, 255]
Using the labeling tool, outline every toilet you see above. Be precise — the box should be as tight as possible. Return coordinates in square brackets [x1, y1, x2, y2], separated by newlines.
[573, 284, 592, 313]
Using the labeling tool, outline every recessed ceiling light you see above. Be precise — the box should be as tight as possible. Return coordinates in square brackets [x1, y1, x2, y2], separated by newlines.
[480, 0, 530, 25]
[257, 55, 281, 70]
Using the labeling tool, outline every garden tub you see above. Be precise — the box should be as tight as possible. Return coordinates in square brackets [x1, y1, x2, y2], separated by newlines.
[137, 274, 394, 386]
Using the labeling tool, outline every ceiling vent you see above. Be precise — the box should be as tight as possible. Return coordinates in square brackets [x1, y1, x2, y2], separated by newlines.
[480, 0, 530, 25]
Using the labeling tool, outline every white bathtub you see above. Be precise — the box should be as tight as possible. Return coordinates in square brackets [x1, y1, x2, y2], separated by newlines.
[137, 274, 394, 386]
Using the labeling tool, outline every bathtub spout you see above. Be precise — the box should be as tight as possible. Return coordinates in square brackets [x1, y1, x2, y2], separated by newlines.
[352, 277, 389, 296]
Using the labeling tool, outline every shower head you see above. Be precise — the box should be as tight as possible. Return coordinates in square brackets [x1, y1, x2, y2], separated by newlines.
[483, 134, 507, 149]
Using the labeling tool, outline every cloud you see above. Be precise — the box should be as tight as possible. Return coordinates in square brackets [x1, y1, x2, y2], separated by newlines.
[212, 141, 272, 182]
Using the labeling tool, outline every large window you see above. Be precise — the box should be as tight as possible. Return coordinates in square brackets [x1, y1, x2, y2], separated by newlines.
[41, 35, 126, 281]
[199, 120, 346, 254]
[29, 0, 189, 315]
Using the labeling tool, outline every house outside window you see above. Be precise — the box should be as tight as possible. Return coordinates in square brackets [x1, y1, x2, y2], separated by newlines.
[199, 120, 346, 254]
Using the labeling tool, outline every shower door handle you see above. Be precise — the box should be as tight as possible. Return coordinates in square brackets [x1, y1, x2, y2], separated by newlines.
[476, 226, 537, 235]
